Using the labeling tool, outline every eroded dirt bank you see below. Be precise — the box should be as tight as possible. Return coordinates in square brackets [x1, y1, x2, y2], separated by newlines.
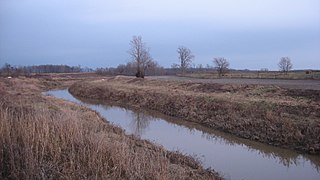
[69, 76, 320, 154]
[0, 77, 218, 179]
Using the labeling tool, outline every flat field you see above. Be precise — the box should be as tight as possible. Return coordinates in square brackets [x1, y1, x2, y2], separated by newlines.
[150, 76, 320, 90]
[180, 70, 320, 81]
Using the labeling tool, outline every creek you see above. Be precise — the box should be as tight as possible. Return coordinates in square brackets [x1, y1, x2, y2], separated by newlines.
[45, 89, 320, 180]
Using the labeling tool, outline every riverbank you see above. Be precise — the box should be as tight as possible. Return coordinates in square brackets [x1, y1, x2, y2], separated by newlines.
[0, 77, 218, 179]
[69, 76, 320, 154]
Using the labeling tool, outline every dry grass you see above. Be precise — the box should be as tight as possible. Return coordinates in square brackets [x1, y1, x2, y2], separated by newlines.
[69, 76, 320, 154]
[184, 71, 320, 80]
[0, 77, 218, 179]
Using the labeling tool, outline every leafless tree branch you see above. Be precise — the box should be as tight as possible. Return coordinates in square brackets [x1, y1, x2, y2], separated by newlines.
[177, 46, 194, 74]
[213, 57, 229, 77]
[278, 57, 293, 74]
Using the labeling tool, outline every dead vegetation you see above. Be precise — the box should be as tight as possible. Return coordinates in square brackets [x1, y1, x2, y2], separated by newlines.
[69, 76, 320, 154]
[182, 70, 320, 80]
[0, 77, 218, 179]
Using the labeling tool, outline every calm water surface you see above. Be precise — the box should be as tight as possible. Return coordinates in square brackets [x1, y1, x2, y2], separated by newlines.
[45, 89, 320, 180]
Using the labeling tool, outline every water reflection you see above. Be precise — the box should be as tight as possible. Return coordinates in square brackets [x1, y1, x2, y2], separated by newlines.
[156, 113, 320, 171]
[198, 127, 317, 169]
[128, 111, 152, 138]
[45, 89, 320, 180]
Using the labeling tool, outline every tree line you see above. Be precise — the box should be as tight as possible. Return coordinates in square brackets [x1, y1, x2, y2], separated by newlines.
[0, 35, 294, 77]
[96, 61, 165, 76]
[0, 64, 93, 77]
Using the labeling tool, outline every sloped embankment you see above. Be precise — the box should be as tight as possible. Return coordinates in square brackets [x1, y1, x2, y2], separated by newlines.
[0, 77, 218, 179]
[69, 76, 320, 154]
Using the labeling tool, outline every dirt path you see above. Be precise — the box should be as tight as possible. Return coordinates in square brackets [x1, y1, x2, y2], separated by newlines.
[148, 76, 320, 90]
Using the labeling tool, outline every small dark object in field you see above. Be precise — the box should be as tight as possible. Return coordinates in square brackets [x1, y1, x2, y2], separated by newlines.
[135, 70, 144, 78]
[305, 70, 312, 75]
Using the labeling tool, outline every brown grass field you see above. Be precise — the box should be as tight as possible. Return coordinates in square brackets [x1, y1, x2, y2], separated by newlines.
[70, 76, 320, 154]
[182, 70, 320, 80]
[0, 76, 218, 179]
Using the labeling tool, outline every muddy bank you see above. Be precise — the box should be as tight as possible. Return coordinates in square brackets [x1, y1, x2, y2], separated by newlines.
[69, 76, 320, 154]
[0, 77, 218, 179]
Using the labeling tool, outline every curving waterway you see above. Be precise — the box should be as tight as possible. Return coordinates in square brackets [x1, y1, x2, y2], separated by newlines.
[45, 89, 320, 180]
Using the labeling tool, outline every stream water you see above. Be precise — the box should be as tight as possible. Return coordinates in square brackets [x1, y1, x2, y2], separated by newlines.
[45, 89, 320, 180]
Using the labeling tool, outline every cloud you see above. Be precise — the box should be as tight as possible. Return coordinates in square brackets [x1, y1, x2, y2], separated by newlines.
[73, 0, 320, 29]
[2, 0, 319, 29]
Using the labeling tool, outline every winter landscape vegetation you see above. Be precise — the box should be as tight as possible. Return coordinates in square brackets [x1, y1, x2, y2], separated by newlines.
[1, 0, 320, 179]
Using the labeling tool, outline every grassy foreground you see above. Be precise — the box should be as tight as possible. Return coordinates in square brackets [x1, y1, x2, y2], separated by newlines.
[0, 77, 218, 179]
[70, 76, 320, 154]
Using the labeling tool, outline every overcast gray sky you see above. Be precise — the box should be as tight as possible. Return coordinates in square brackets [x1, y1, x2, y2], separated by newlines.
[1, 0, 319, 70]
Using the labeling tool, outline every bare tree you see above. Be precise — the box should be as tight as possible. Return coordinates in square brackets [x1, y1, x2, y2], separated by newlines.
[213, 57, 230, 77]
[177, 46, 194, 74]
[128, 35, 152, 78]
[278, 57, 293, 74]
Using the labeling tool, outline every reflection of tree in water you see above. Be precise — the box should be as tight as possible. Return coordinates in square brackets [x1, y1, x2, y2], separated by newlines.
[128, 111, 153, 138]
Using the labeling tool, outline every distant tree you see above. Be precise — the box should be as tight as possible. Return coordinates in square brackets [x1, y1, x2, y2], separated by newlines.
[206, 64, 212, 69]
[171, 63, 179, 69]
[116, 64, 126, 74]
[197, 64, 203, 69]
[128, 35, 152, 78]
[3, 63, 12, 76]
[177, 46, 194, 74]
[213, 57, 229, 77]
[278, 57, 293, 74]
[144, 60, 164, 76]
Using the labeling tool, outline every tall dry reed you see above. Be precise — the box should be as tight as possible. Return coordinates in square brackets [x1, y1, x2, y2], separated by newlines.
[0, 93, 216, 179]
